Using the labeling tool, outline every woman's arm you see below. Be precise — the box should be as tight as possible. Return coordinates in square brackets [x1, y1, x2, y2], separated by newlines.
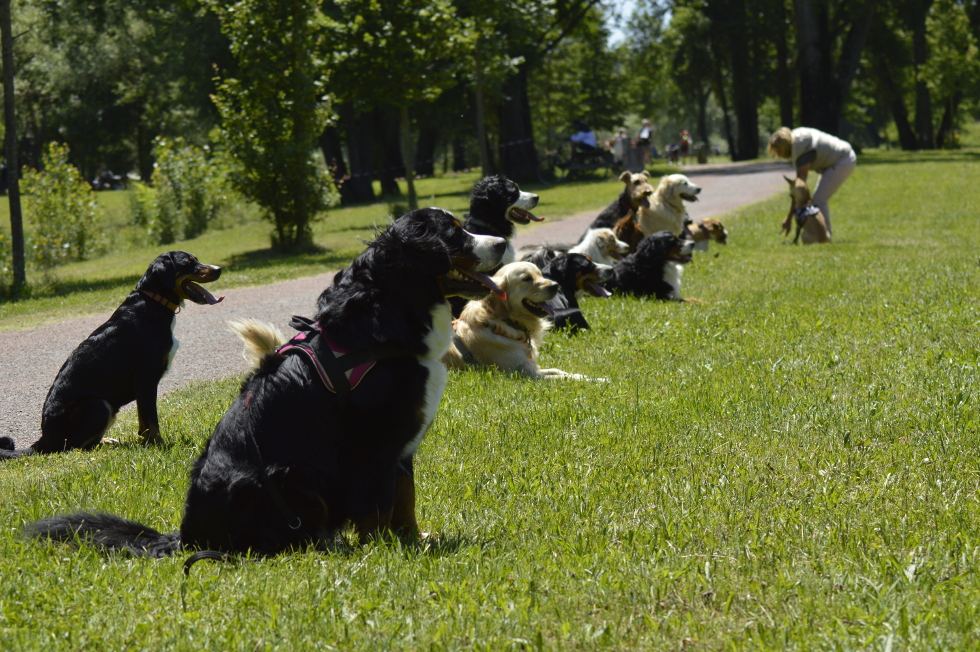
[796, 163, 810, 181]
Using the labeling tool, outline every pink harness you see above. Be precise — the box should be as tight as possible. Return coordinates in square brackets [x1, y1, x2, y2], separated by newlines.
[277, 325, 376, 393]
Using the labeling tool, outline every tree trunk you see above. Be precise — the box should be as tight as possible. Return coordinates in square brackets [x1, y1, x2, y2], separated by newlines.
[415, 125, 437, 177]
[342, 104, 375, 204]
[137, 117, 154, 183]
[319, 124, 354, 204]
[910, 0, 934, 149]
[1, 0, 25, 292]
[775, 0, 794, 127]
[474, 37, 492, 178]
[453, 138, 467, 171]
[496, 65, 538, 183]
[399, 104, 418, 211]
[729, 0, 758, 161]
[935, 92, 961, 148]
[376, 107, 403, 197]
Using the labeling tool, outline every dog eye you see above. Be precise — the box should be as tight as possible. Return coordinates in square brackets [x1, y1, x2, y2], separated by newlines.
[522, 275, 531, 282]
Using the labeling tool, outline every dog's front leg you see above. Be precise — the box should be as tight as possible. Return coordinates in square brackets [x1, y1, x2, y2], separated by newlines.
[389, 457, 420, 537]
[781, 208, 793, 236]
[135, 384, 164, 446]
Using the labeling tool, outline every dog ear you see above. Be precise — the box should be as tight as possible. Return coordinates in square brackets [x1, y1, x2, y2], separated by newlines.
[783, 175, 795, 185]
[136, 251, 178, 293]
[619, 171, 631, 183]
[485, 291, 510, 320]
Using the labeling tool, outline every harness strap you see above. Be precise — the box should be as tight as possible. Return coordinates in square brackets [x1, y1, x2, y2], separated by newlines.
[792, 203, 820, 245]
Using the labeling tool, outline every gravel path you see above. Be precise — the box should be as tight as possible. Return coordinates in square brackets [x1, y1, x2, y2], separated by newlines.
[1, 159, 791, 448]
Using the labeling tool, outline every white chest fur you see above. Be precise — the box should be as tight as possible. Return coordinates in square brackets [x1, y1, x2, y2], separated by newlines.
[401, 302, 452, 458]
[164, 315, 179, 375]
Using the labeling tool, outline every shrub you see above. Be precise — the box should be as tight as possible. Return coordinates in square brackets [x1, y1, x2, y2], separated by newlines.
[21, 142, 103, 269]
[139, 137, 230, 244]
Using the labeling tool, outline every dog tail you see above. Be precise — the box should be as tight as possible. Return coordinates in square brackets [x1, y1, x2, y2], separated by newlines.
[228, 319, 286, 370]
[24, 511, 181, 558]
[0, 436, 34, 461]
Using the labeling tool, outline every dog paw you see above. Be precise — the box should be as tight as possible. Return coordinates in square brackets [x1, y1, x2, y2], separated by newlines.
[139, 429, 165, 446]
[100, 438, 120, 446]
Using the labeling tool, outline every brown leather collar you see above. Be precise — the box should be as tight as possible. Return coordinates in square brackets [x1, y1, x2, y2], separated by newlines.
[140, 289, 180, 313]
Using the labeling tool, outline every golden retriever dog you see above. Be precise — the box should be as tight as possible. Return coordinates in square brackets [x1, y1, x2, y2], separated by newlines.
[689, 217, 729, 251]
[636, 174, 702, 236]
[568, 227, 630, 266]
[782, 176, 830, 244]
[443, 262, 586, 379]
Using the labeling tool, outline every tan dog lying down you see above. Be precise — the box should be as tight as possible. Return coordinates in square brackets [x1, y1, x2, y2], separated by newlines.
[443, 262, 586, 379]
[782, 176, 830, 244]
[636, 173, 702, 236]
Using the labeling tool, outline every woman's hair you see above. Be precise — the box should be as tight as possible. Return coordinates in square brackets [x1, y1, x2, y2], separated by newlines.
[767, 127, 792, 157]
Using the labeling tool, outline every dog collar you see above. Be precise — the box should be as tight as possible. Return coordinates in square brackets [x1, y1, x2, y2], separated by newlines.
[140, 289, 180, 313]
[485, 320, 531, 349]
[463, 217, 507, 238]
[620, 198, 634, 213]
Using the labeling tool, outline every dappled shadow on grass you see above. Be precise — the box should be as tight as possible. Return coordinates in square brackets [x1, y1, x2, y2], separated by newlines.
[222, 246, 363, 275]
[0, 272, 142, 306]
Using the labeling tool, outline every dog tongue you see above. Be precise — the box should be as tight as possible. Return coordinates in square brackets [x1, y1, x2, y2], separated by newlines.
[188, 281, 225, 305]
[461, 269, 506, 301]
[542, 302, 555, 318]
[586, 280, 612, 298]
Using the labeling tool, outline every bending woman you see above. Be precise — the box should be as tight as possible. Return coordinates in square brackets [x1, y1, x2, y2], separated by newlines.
[767, 127, 856, 234]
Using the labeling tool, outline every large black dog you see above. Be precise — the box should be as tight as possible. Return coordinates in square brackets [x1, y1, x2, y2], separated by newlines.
[605, 231, 695, 301]
[1, 251, 222, 461]
[26, 209, 507, 558]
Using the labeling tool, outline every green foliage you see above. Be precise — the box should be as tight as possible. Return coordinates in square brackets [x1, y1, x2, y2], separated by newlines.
[21, 142, 103, 270]
[131, 137, 230, 245]
[210, 0, 336, 250]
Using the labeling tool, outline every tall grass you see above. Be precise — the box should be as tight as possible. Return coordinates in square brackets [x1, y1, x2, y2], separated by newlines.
[0, 150, 978, 650]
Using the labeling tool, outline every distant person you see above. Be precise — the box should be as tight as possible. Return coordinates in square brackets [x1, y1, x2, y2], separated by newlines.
[679, 129, 691, 163]
[767, 126, 856, 234]
[569, 120, 598, 152]
[637, 119, 655, 164]
[610, 127, 629, 165]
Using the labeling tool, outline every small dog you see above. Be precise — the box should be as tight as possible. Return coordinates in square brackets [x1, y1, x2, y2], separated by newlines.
[443, 262, 586, 379]
[586, 171, 655, 232]
[25, 209, 507, 557]
[606, 232, 697, 301]
[567, 228, 630, 266]
[685, 218, 729, 251]
[539, 253, 612, 330]
[613, 212, 645, 253]
[463, 176, 542, 265]
[1, 251, 222, 461]
[635, 174, 701, 236]
[782, 176, 830, 244]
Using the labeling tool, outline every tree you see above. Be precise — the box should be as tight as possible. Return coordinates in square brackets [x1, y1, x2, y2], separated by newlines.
[326, 0, 472, 210]
[0, 0, 25, 292]
[210, 0, 333, 250]
[793, 0, 878, 135]
[925, 0, 980, 147]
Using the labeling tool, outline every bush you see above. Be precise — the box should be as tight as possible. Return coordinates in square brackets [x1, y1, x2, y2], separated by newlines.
[21, 142, 103, 269]
[134, 137, 230, 245]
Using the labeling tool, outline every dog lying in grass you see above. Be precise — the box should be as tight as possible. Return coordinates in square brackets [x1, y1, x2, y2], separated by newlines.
[687, 217, 729, 251]
[782, 176, 830, 244]
[0, 251, 222, 461]
[443, 262, 588, 379]
[25, 209, 507, 558]
[606, 231, 697, 301]
[635, 174, 701, 236]
[539, 253, 612, 331]
[567, 227, 630, 266]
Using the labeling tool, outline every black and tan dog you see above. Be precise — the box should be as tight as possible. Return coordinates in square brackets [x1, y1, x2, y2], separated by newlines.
[539, 252, 612, 330]
[0, 251, 222, 461]
[25, 209, 507, 558]
[606, 231, 697, 301]
[585, 171, 654, 232]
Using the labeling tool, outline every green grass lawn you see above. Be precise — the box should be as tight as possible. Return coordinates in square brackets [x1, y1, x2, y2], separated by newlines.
[1, 149, 979, 650]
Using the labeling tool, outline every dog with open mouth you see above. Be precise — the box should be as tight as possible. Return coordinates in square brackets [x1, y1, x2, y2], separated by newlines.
[463, 176, 543, 265]
[25, 209, 508, 559]
[605, 231, 698, 301]
[0, 251, 223, 461]
[444, 261, 589, 379]
[635, 174, 702, 237]
[539, 252, 613, 331]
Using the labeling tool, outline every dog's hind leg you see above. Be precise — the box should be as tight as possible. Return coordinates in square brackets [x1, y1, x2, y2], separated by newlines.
[61, 399, 117, 451]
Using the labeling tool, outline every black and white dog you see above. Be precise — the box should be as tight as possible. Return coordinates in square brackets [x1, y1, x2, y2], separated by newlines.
[463, 176, 541, 266]
[538, 253, 612, 330]
[606, 231, 696, 301]
[26, 209, 507, 558]
[1, 251, 222, 461]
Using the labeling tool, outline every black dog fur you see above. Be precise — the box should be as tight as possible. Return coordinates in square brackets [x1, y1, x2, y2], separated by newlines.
[25, 209, 506, 558]
[1, 251, 221, 461]
[605, 231, 693, 300]
[538, 252, 613, 330]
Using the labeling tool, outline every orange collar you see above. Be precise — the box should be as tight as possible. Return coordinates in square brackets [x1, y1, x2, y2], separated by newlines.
[140, 289, 180, 313]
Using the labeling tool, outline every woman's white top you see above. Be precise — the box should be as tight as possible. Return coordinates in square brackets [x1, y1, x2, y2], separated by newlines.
[791, 127, 853, 172]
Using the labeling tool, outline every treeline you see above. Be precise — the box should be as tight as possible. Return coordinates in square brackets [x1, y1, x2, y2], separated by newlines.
[3, 0, 979, 229]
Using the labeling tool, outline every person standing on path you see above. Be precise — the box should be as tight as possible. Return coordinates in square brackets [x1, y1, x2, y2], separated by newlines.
[767, 126, 856, 234]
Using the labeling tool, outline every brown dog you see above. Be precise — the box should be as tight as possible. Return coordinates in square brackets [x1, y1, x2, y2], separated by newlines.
[782, 176, 830, 244]
[613, 211, 645, 253]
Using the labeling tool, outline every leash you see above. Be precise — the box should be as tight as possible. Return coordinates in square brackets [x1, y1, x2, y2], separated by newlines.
[183, 316, 416, 575]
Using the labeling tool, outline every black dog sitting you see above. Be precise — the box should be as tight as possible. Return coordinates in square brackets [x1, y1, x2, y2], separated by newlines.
[25, 209, 507, 560]
[538, 252, 613, 330]
[0, 251, 222, 461]
[605, 231, 695, 301]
